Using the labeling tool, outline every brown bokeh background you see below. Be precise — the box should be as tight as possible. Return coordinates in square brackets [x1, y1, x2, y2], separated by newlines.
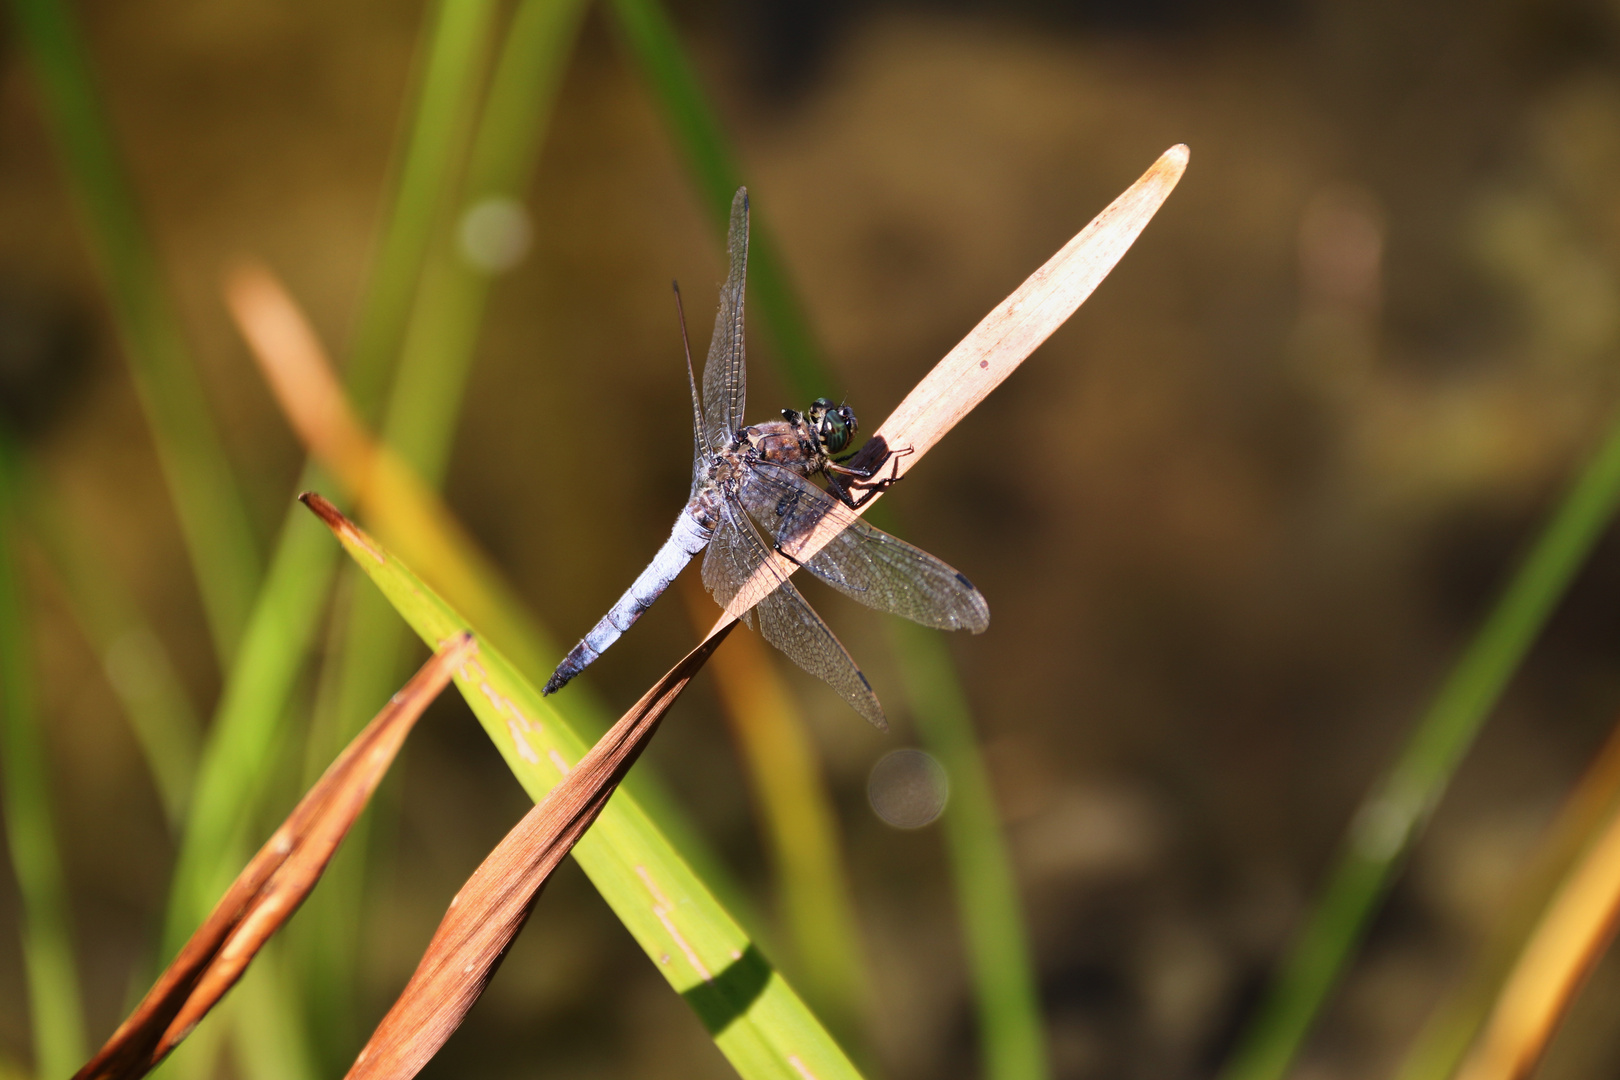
[6, 0, 1620, 1077]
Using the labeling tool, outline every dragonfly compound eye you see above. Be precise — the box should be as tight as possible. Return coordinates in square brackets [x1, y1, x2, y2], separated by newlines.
[821, 410, 852, 454]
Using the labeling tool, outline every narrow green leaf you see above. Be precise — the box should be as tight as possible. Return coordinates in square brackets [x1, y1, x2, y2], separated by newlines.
[1220, 405, 1620, 1080]
[699, 605, 873, 1057]
[0, 427, 89, 1078]
[7, 0, 261, 661]
[310, 496, 865, 1080]
[606, 0, 824, 394]
[163, 478, 342, 959]
[343, 0, 503, 418]
[17, 460, 202, 826]
[892, 623, 1048, 1080]
[294, 2, 586, 1061]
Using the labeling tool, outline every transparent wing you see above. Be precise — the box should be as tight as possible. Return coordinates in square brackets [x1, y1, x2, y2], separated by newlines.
[702, 498, 887, 728]
[738, 462, 990, 633]
[701, 188, 750, 452]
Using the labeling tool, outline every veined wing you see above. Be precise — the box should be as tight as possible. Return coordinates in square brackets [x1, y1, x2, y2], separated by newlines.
[703, 499, 887, 728]
[701, 188, 749, 452]
[738, 462, 990, 633]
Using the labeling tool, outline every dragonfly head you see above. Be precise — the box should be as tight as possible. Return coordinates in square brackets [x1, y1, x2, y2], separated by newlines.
[808, 397, 858, 456]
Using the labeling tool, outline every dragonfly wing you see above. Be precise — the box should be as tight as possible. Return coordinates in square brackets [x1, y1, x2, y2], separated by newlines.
[738, 462, 990, 633]
[701, 189, 749, 452]
[703, 499, 887, 728]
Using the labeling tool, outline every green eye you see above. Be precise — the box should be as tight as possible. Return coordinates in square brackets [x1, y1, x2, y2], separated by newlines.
[821, 412, 850, 454]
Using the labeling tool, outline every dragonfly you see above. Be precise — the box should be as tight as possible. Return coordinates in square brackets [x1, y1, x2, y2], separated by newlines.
[542, 188, 988, 727]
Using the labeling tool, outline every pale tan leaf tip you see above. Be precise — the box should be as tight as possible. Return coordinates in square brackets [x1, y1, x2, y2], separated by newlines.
[714, 143, 1189, 627]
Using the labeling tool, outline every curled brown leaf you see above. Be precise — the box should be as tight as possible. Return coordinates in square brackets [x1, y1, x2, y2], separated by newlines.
[73, 635, 476, 1080]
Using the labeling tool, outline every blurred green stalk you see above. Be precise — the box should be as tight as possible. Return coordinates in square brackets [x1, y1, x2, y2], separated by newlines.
[1221, 406, 1620, 1080]
[296, 0, 580, 1061]
[343, 0, 501, 415]
[606, 0, 824, 395]
[607, 6, 1050, 1076]
[0, 427, 89, 1079]
[8, 0, 261, 663]
[892, 623, 1048, 1080]
[163, 0, 508, 1066]
[18, 460, 202, 826]
[162, 493, 341, 956]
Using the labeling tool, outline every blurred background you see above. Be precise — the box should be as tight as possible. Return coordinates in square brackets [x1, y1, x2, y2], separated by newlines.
[5, 0, 1620, 1078]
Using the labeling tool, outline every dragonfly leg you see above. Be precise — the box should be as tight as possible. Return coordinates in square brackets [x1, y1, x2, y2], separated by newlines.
[825, 447, 912, 509]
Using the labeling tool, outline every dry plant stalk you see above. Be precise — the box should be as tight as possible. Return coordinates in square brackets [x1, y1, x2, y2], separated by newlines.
[225, 261, 516, 632]
[73, 636, 476, 1080]
[713, 144, 1188, 622]
[1454, 797, 1620, 1080]
[301, 493, 736, 1080]
[224, 262, 438, 519]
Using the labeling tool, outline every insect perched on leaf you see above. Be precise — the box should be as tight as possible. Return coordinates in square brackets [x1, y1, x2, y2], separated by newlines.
[543, 188, 987, 727]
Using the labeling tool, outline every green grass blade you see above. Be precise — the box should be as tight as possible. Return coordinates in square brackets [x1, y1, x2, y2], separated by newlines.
[7, 0, 262, 661]
[293, 2, 587, 1060]
[162, 473, 341, 957]
[383, 0, 588, 463]
[17, 459, 201, 826]
[605, 0, 823, 393]
[341, 0, 503, 418]
[700, 606, 873, 1055]
[892, 623, 1048, 1080]
[315, 500, 865, 1080]
[0, 428, 89, 1078]
[1220, 406, 1620, 1080]
[161, 0, 504, 1062]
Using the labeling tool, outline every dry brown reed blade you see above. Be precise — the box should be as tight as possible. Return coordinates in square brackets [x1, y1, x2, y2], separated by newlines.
[340, 612, 738, 1080]
[712, 144, 1189, 626]
[73, 635, 476, 1080]
[1454, 793, 1620, 1080]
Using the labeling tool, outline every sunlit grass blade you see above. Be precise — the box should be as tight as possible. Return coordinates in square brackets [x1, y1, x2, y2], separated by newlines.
[341, 0, 502, 417]
[299, 0, 587, 1054]
[0, 426, 89, 1079]
[383, 0, 588, 468]
[16, 456, 201, 826]
[345, 624, 734, 1079]
[74, 639, 470, 1080]
[1396, 714, 1620, 1080]
[681, 579, 874, 1056]
[155, 2, 503, 1068]
[302, 492, 866, 1080]
[890, 622, 1049, 1080]
[1220, 405, 1620, 1080]
[7, 0, 262, 662]
[161, 497, 340, 958]
[606, 0, 823, 391]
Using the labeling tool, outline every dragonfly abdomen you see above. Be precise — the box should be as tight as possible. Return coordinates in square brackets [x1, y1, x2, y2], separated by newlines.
[542, 508, 713, 695]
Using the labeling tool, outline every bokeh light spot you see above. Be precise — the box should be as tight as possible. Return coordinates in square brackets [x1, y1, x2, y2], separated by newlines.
[868, 748, 948, 829]
[458, 197, 532, 274]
